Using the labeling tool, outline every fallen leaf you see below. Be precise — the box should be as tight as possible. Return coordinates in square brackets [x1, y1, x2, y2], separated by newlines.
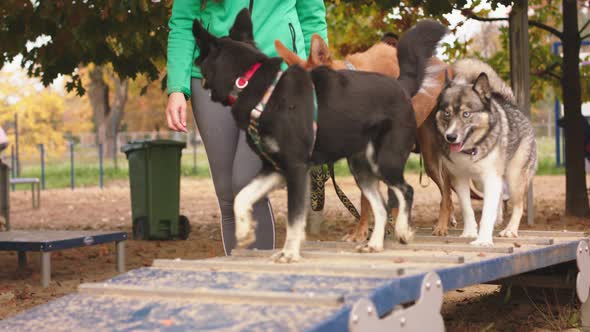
[160, 319, 174, 327]
[477, 253, 486, 257]
[513, 242, 522, 248]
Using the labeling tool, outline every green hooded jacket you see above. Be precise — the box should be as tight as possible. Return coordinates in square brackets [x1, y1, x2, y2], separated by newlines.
[167, 0, 328, 97]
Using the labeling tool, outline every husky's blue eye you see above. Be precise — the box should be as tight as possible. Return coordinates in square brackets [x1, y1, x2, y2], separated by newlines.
[462, 111, 471, 118]
[443, 110, 450, 117]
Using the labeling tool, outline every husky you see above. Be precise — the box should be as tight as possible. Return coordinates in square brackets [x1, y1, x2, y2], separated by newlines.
[192, 9, 447, 261]
[434, 58, 537, 246]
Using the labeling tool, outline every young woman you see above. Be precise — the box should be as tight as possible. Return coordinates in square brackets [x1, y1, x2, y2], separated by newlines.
[165, 0, 328, 254]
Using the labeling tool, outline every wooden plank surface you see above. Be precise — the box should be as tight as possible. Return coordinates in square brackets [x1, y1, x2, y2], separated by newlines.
[79, 283, 345, 307]
[303, 241, 515, 254]
[416, 228, 587, 238]
[153, 259, 405, 278]
[232, 249, 465, 264]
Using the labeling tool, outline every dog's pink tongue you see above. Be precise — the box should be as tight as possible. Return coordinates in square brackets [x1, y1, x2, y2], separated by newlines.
[450, 143, 463, 152]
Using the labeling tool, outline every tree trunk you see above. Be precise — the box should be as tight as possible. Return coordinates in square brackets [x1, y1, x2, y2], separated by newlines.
[561, 0, 589, 217]
[87, 66, 128, 164]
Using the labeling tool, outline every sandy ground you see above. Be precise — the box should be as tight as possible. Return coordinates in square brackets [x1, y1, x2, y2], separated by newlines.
[0, 174, 588, 330]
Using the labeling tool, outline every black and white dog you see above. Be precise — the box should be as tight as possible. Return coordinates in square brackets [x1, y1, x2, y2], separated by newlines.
[193, 9, 446, 262]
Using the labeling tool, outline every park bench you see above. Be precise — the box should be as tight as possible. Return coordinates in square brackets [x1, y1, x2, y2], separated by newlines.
[10, 177, 40, 209]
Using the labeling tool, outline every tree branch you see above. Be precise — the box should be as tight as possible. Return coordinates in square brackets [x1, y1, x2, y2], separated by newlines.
[582, 33, 590, 41]
[462, 9, 563, 40]
[528, 20, 563, 39]
[532, 61, 562, 82]
[580, 19, 590, 34]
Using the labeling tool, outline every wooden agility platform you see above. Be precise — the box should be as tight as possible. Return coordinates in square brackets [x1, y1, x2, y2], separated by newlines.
[0, 230, 127, 287]
[0, 229, 589, 331]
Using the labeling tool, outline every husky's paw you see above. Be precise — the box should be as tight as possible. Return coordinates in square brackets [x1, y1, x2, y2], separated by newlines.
[470, 238, 494, 247]
[342, 226, 369, 243]
[432, 224, 448, 237]
[499, 229, 518, 238]
[355, 243, 384, 253]
[459, 229, 478, 238]
[271, 250, 301, 263]
[450, 216, 458, 228]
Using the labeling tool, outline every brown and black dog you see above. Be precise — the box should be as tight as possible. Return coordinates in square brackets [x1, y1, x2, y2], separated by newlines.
[276, 33, 457, 240]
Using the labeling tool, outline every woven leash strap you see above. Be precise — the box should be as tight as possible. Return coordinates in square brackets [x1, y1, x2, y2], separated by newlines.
[310, 165, 329, 211]
[328, 163, 360, 220]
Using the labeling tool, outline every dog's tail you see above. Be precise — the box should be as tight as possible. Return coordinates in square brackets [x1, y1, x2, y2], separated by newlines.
[397, 20, 447, 97]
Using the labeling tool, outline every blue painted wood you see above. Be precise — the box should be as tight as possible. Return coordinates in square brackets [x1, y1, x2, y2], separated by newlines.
[0, 294, 336, 331]
[0, 231, 127, 252]
[307, 240, 581, 332]
[0, 239, 583, 332]
[107, 267, 391, 305]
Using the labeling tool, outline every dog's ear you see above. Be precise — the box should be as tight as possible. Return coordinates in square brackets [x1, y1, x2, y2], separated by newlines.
[229, 8, 254, 43]
[275, 40, 306, 67]
[310, 34, 331, 66]
[193, 19, 216, 58]
[473, 72, 492, 100]
[381, 32, 399, 48]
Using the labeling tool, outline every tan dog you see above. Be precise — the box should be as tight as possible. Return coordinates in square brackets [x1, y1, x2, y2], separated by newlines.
[276, 34, 457, 239]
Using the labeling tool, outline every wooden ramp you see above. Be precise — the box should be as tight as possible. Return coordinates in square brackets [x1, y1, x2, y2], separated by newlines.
[1, 230, 589, 331]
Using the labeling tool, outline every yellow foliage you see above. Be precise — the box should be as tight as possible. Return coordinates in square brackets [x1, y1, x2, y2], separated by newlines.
[0, 90, 67, 161]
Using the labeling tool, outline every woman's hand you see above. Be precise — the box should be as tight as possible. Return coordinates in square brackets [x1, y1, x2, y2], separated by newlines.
[166, 92, 188, 132]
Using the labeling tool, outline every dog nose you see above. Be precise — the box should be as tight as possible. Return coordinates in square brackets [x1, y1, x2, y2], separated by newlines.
[446, 133, 458, 142]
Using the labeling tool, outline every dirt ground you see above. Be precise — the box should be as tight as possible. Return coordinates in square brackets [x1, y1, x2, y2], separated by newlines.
[0, 174, 588, 330]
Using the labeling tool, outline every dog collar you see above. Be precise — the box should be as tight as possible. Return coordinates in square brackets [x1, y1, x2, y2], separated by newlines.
[343, 60, 356, 70]
[228, 62, 262, 105]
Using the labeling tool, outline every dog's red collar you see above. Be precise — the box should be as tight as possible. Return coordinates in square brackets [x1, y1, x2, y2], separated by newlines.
[228, 62, 262, 105]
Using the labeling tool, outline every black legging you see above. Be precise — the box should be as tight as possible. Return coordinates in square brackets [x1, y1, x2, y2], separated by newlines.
[191, 78, 276, 255]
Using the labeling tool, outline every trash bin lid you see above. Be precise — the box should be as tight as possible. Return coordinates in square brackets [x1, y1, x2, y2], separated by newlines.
[121, 139, 187, 154]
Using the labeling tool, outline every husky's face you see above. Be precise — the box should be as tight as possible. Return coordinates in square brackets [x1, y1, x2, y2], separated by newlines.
[435, 73, 493, 153]
[192, 9, 265, 105]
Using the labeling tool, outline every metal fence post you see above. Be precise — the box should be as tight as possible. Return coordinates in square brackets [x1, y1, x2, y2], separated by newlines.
[193, 143, 197, 175]
[39, 144, 45, 190]
[14, 113, 20, 177]
[70, 143, 74, 190]
[113, 134, 118, 170]
[99, 143, 104, 189]
[10, 146, 15, 192]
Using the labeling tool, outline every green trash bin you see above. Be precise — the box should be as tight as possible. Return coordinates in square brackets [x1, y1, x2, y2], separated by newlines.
[121, 139, 190, 240]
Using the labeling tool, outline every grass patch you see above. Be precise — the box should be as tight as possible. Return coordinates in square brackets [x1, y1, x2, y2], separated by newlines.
[14, 138, 567, 190]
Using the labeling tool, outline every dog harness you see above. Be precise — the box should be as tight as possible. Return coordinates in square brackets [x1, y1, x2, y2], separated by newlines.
[229, 62, 318, 171]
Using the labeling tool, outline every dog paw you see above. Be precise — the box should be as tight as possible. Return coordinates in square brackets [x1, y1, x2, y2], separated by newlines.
[459, 229, 478, 238]
[470, 238, 494, 247]
[355, 243, 383, 253]
[235, 220, 256, 249]
[342, 228, 368, 243]
[450, 216, 458, 228]
[394, 223, 414, 244]
[432, 225, 448, 237]
[271, 250, 301, 263]
[498, 229, 518, 238]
